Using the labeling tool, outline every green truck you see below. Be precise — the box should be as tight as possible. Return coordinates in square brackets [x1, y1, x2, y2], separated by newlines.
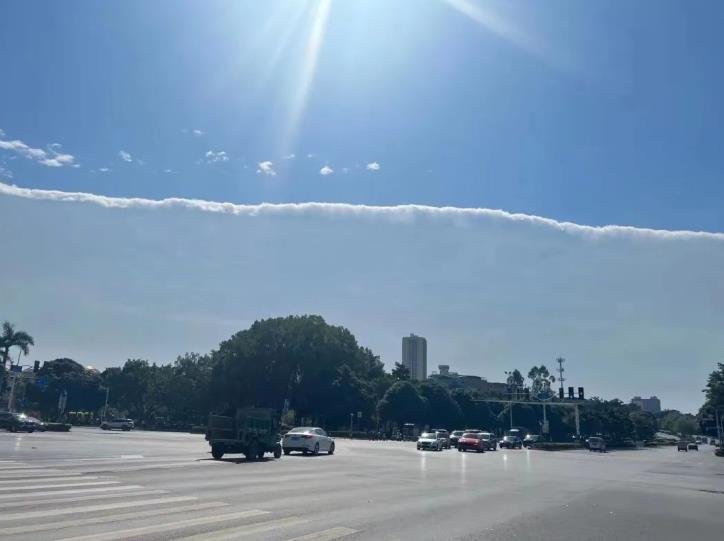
[206, 408, 282, 461]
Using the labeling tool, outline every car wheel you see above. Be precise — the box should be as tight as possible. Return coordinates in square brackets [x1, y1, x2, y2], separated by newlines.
[313, 442, 320, 455]
[328, 442, 335, 455]
[211, 444, 224, 460]
[274, 445, 282, 459]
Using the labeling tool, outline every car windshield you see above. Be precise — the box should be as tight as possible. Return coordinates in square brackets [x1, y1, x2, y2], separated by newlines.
[3, 3, 723, 539]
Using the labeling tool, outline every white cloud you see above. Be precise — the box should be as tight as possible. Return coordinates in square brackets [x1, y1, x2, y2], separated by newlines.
[306, 153, 315, 159]
[0, 164, 12, 179]
[257, 161, 276, 176]
[283, 154, 296, 160]
[163, 169, 173, 174]
[0, 128, 5, 137]
[118, 150, 133, 162]
[205, 150, 229, 164]
[366, 161, 380, 171]
[320, 165, 334, 176]
[1, 181, 722, 242]
[342, 167, 350, 174]
[98, 168, 110, 173]
[192, 129, 204, 137]
[0, 135, 76, 168]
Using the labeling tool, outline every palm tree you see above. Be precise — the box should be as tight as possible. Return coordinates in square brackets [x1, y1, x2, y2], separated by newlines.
[0, 321, 35, 370]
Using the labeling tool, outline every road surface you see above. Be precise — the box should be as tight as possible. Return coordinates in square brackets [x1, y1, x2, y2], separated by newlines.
[0, 428, 722, 540]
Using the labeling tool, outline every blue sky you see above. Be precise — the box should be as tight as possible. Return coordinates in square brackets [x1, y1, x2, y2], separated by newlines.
[2, 0, 724, 412]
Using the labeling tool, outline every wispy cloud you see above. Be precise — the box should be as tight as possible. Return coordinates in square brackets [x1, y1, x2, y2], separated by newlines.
[98, 167, 110, 173]
[283, 153, 296, 160]
[0, 133, 76, 168]
[306, 153, 315, 159]
[320, 165, 334, 176]
[0, 164, 12, 179]
[182, 128, 205, 137]
[256, 161, 276, 176]
[2, 181, 722, 241]
[163, 169, 173, 174]
[192, 129, 204, 137]
[205, 150, 229, 164]
[366, 161, 380, 171]
[118, 150, 133, 163]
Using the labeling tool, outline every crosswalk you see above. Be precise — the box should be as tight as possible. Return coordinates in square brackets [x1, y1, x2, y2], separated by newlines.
[0, 458, 359, 541]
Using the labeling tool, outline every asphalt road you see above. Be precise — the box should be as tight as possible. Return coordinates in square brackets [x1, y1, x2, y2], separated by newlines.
[0, 428, 722, 541]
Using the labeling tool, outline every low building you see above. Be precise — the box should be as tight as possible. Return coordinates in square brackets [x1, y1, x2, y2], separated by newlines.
[630, 396, 661, 414]
[428, 365, 508, 398]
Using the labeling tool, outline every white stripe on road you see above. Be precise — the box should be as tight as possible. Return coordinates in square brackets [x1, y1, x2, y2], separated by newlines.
[0, 475, 95, 485]
[171, 516, 308, 541]
[0, 495, 198, 522]
[0, 484, 142, 500]
[57, 510, 271, 541]
[0, 489, 167, 509]
[0, 501, 229, 536]
[72, 462, 220, 473]
[284, 527, 359, 541]
[0, 469, 79, 478]
[1, 480, 118, 492]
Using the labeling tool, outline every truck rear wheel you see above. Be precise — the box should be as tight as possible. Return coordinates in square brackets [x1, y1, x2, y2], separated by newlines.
[274, 445, 282, 459]
[211, 444, 224, 460]
[245, 441, 258, 461]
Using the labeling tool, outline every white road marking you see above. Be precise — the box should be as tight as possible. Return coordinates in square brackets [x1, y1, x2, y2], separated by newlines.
[0, 484, 142, 500]
[0, 475, 95, 485]
[0, 469, 79, 477]
[283, 527, 359, 541]
[57, 509, 271, 541]
[0, 495, 198, 522]
[0, 489, 167, 509]
[6, 480, 120, 492]
[0, 501, 229, 536]
[171, 516, 309, 541]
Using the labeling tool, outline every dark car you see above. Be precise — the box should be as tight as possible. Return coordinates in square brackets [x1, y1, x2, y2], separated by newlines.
[457, 432, 486, 453]
[26, 416, 47, 431]
[687, 442, 699, 451]
[523, 434, 542, 448]
[479, 432, 498, 451]
[499, 435, 523, 449]
[677, 441, 688, 452]
[449, 430, 465, 447]
[0, 411, 37, 432]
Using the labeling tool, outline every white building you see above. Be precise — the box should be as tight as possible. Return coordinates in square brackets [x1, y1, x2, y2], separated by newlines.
[402, 334, 427, 381]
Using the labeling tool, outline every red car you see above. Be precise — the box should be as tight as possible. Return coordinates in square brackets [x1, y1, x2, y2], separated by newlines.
[457, 432, 486, 453]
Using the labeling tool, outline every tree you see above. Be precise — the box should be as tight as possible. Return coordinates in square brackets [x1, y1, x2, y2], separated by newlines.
[452, 389, 496, 430]
[506, 369, 525, 389]
[377, 381, 427, 426]
[629, 409, 657, 441]
[527, 365, 555, 398]
[0, 321, 34, 369]
[210, 315, 386, 426]
[419, 382, 462, 428]
[391, 362, 410, 381]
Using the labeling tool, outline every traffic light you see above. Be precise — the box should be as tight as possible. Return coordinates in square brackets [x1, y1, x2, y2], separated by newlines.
[559, 387, 564, 400]
[568, 386, 574, 399]
[578, 387, 585, 400]
[33, 360, 40, 373]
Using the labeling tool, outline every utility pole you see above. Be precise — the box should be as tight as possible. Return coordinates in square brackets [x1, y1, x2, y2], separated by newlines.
[509, 401, 513, 430]
[349, 412, 354, 439]
[556, 357, 566, 396]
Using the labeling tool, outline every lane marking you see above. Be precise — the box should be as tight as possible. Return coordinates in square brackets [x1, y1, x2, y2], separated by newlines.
[172, 516, 308, 541]
[0, 475, 95, 485]
[6, 481, 120, 492]
[0, 501, 229, 536]
[0, 495, 198, 522]
[0, 489, 168, 509]
[0, 484, 142, 501]
[56, 509, 271, 541]
[0, 469, 79, 477]
[284, 527, 359, 541]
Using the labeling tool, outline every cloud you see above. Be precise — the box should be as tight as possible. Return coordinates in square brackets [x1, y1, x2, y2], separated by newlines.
[306, 153, 315, 159]
[0, 164, 12, 179]
[163, 169, 173, 174]
[0, 134, 76, 168]
[118, 150, 133, 162]
[192, 129, 204, 137]
[98, 168, 110, 173]
[320, 165, 334, 176]
[256, 161, 276, 176]
[366, 161, 380, 171]
[205, 150, 229, 164]
[283, 154, 295, 160]
[1, 181, 722, 241]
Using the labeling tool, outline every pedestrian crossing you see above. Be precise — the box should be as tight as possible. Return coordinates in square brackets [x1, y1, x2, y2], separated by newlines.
[0, 458, 360, 540]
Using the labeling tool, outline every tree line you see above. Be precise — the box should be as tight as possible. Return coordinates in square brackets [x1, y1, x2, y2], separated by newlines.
[4, 316, 722, 441]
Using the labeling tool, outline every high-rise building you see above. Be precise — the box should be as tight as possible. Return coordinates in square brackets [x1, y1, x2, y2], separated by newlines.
[402, 334, 427, 381]
[630, 396, 661, 414]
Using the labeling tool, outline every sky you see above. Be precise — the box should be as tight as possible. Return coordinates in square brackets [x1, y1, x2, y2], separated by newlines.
[2, 0, 724, 413]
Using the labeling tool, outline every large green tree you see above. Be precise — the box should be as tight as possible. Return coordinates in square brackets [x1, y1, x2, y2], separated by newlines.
[0, 321, 35, 394]
[377, 381, 427, 426]
[419, 382, 462, 428]
[210, 315, 385, 426]
[527, 365, 555, 398]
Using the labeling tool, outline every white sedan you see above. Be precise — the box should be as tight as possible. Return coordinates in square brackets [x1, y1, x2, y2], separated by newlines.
[282, 427, 335, 455]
